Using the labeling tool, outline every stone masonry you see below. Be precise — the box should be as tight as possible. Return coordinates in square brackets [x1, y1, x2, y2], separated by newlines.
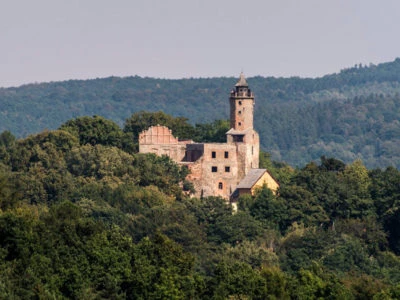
[139, 73, 274, 199]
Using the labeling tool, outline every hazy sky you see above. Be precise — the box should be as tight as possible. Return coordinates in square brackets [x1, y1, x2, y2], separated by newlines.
[1, 0, 399, 87]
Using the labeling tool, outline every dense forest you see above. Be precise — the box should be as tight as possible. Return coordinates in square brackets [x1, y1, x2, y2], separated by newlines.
[0, 113, 400, 299]
[1, 58, 400, 168]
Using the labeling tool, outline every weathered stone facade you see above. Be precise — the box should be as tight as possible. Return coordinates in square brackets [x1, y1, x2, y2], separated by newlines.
[139, 73, 277, 199]
[139, 125, 190, 161]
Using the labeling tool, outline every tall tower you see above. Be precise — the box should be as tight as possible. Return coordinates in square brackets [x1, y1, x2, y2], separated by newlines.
[227, 73, 259, 179]
[229, 72, 255, 131]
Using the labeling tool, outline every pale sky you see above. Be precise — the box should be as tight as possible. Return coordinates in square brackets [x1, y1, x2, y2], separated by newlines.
[1, 0, 399, 87]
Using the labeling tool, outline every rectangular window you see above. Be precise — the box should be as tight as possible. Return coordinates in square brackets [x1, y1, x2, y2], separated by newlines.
[211, 151, 216, 158]
[211, 166, 218, 172]
[225, 166, 230, 172]
[224, 151, 229, 158]
[233, 135, 244, 142]
[218, 182, 223, 189]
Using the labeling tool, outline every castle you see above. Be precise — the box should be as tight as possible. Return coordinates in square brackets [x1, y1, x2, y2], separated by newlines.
[139, 73, 279, 200]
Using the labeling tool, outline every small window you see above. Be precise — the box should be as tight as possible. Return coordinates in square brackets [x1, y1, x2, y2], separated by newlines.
[238, 122, 242, 127]
[218, 182, 223, 189]
[238, 101, 242, 105]
[224, 151, 229, 158]
[212, 166, 218, 172]
[238, 110, 242, 115]
[225, 166, 230, 172]
[211, 151, 216, 158]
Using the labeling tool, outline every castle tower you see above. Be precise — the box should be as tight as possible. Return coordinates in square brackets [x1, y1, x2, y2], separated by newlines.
[227, 73, 259, 179]
[229, 72, 255, 131]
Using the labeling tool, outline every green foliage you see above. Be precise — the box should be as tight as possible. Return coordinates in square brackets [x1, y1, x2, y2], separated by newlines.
[279, 185, 329, 229]
[259, 150, 294, 185]
[59, 115, 126, 148]
[211, 261, 267, 299]
[288, 267, 353, 299]
[0, 117, 399, 298]
[193, 119, 230, 143]
[0, 130, 15, 147]
[209, 211, 266, 245]
[0, 164, 17, 210]
[133, 153, 188, 198]
[246, 185, 288, 232]
[129, 233, 197, 299]
[3, 59, 400, 168]
[4, 130, 79, 171]
[124, 111, 195, 145]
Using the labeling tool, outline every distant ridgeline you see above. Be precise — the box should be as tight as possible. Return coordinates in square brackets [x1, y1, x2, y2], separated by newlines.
[1, 58, 400, 169]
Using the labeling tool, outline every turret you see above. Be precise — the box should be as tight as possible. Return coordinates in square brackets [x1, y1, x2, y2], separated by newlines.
[229, 72, 255, 131]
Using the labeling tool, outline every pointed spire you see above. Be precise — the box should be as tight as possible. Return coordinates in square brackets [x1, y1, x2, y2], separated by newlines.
[235, 72, 248, 87]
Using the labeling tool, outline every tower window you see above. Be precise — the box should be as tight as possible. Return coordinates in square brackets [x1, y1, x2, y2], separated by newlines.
[211, 151, 216, 158]
[225, 166, 230, 172]
[233, 135, 244, 142]
[238, 122, 242, 126]
[224, 151, 229, 158]
[218, 182, 223, 189]
[212, 166, 218, 172]
[238, 101, 242, 105]
[238, 110, 242, 115]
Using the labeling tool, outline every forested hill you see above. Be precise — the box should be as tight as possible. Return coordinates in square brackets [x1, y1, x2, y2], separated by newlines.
[2, 58, 400, 168]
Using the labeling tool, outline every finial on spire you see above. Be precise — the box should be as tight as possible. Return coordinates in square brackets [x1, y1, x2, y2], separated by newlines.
[235, 72, 248, 87]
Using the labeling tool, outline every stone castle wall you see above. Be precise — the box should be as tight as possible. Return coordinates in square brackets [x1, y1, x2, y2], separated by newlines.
[137, 74, 272, 200]
[139, 125, 190, 162]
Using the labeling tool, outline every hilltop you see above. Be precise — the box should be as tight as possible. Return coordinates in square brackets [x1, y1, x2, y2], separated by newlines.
[1, 58, 400, 168]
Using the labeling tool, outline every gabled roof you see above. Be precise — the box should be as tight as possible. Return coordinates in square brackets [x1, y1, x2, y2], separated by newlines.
[235, 72, 248, 87]
[236, 169, 268, 189]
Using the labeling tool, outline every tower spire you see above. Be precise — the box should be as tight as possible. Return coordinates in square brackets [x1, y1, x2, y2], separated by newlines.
[235, 72, 248, 87]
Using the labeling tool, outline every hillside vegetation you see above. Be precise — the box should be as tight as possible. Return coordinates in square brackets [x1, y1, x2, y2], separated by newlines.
[1, 59, 400, 168]
[1, 116, 400, 298]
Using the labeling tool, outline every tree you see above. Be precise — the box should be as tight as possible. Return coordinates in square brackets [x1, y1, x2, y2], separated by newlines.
[129, 233, 197, 299]
[338, 159, 374, 218]
[59, 115, 125, 147]
[0, 131, 15, 148]
[193, 119, 229, 143]
[248, 185, 288, 232]
[279, 185, 329, 229]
